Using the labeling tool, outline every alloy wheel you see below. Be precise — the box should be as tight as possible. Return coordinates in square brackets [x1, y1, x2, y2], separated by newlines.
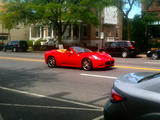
[13, 48, 17, 52]
[152, 53, 158, 60]
[47, 56, 56, 68]
[122, 51, 128, 58]
[82, 59, 92, 71]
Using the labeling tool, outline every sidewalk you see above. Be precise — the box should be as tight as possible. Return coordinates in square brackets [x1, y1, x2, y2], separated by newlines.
[137, 54, 147, 58]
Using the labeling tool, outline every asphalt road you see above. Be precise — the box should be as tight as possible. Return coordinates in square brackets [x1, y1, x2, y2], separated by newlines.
[0, 51, 160, 120]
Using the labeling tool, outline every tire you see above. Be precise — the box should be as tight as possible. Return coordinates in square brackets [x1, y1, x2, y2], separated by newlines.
[47, 56, 56, 68]
[82, 58, 92, 71]
[12, 48, 17, 52]
[122, 51, 128, 58]
[152, 53, 158, 60]
[3, 48, 6, 52]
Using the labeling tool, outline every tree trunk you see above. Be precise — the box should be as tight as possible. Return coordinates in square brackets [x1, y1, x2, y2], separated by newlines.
[58, 33, 62, 45]
[8, 29, 11, 41]
[127, 18, 131, 41]
[57, 24, 62, 45]
[145, 25, 148, 37]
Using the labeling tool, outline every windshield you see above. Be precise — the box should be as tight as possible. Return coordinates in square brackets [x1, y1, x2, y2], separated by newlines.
[71, 47, 92, 53]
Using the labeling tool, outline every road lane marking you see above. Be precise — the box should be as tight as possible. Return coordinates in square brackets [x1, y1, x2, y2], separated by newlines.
[92, 115, 104, 120]
[0, 103, 102, 112]
[145, 62, 160, 65]
[114, 65, 160, 71]
[0, 86, 103, 110]
[0, 57, 44, 62]
[80, 73, 117, 79]
[1, 56, 160, 71]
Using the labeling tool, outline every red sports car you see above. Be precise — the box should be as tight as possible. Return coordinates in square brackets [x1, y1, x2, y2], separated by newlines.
[45, 46, 114, 71]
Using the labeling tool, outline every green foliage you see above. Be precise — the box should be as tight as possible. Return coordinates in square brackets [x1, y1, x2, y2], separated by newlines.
[131, 12, 160, 52]
[152, 42, 160, 48]
[131, 15, 148, 52]
[142, 12, 160, 23]
[34, 39, 46, 46]
[1, 0, 109, 44]
[27, 40, 33, 47]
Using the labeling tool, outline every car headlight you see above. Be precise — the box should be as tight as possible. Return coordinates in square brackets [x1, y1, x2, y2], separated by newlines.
[92, 55, 101, 60]
[107, 54, 112, 57]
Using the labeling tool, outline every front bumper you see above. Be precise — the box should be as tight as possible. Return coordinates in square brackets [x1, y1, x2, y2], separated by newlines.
[93, 59, 115, 69]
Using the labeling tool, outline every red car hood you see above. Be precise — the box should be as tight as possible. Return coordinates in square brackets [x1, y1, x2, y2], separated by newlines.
[82, 52, 113, 59]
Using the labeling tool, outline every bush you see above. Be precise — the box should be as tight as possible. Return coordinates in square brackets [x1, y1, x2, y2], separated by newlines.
[27, 40, 34, 47]
[31, 39, 47, 51]
[152, 42, 160, 48]
[35, 39, 47, 46]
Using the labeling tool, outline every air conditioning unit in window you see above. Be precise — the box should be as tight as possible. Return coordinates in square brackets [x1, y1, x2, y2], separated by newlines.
[106, 37, 115, 42]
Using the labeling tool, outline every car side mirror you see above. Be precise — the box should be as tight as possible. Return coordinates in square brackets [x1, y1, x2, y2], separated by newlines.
[66, 51, 73, 54]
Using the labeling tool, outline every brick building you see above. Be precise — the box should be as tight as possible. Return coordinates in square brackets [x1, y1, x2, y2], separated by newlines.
[142, 0, 160, 39]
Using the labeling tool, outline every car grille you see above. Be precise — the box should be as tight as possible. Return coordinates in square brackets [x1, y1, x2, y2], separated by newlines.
[105, 61, 114, 65]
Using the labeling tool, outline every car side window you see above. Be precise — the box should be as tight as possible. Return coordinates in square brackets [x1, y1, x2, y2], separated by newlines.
[7, 41, 12, 45]
[119, 42, 124, 47]
[116, 42, 122, 47]
[110, 42, 117, 48]
[124, 42, 128, 47]
[13, 41, 18, 45]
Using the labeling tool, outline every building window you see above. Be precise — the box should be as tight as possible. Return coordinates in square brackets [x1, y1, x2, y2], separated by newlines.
[116, 26, 119, 38]
[96, 26, 99, 38]
[156, 0, 160, 6]
[0, 36, 8, 40]
[82, 25, 87, 37]
[48, 25, 52, 37]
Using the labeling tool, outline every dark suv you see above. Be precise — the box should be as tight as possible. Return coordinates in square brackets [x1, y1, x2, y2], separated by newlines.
[100, 41, 139, 58]
[3, 40, 28, 52]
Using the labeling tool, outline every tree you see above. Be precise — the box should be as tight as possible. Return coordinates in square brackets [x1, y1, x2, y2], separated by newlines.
[131, 12, 160, 52]
[109, 0, 141, 40]
[108, 0, 155, 41]
[1, 0, 108, 45]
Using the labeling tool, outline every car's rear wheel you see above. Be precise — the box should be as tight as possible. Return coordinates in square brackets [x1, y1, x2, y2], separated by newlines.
[82, 58, 92, 71]
[47, 56, 56, 68]
[3, 48, 6, 52]
[12, 48, 17, 52]
[152, 53, 158, 60]
[122, 51, 128, 58]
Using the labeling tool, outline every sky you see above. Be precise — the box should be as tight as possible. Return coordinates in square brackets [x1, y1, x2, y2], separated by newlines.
[128, 5, 142, 18]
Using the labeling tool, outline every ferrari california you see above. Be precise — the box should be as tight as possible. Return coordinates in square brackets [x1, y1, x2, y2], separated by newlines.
[45, 46, 114, 71]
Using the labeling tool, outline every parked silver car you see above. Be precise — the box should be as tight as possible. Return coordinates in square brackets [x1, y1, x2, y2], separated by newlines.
[104, 72, 160, 120]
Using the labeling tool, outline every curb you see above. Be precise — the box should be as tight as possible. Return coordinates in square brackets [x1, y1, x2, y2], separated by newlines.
[137, 54, 146, 58]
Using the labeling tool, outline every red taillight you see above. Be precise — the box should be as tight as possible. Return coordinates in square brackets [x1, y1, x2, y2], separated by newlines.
[130, 45, 135, 50]
[111, 89, 124, 103]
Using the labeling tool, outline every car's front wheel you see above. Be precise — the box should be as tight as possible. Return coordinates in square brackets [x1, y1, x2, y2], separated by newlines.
[12, 48, 17, 52]
[82, 58, 92, 71]
[152, 53, 158, 60]
[122, 51, 128, 58]
[47, 56, 56, 68]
